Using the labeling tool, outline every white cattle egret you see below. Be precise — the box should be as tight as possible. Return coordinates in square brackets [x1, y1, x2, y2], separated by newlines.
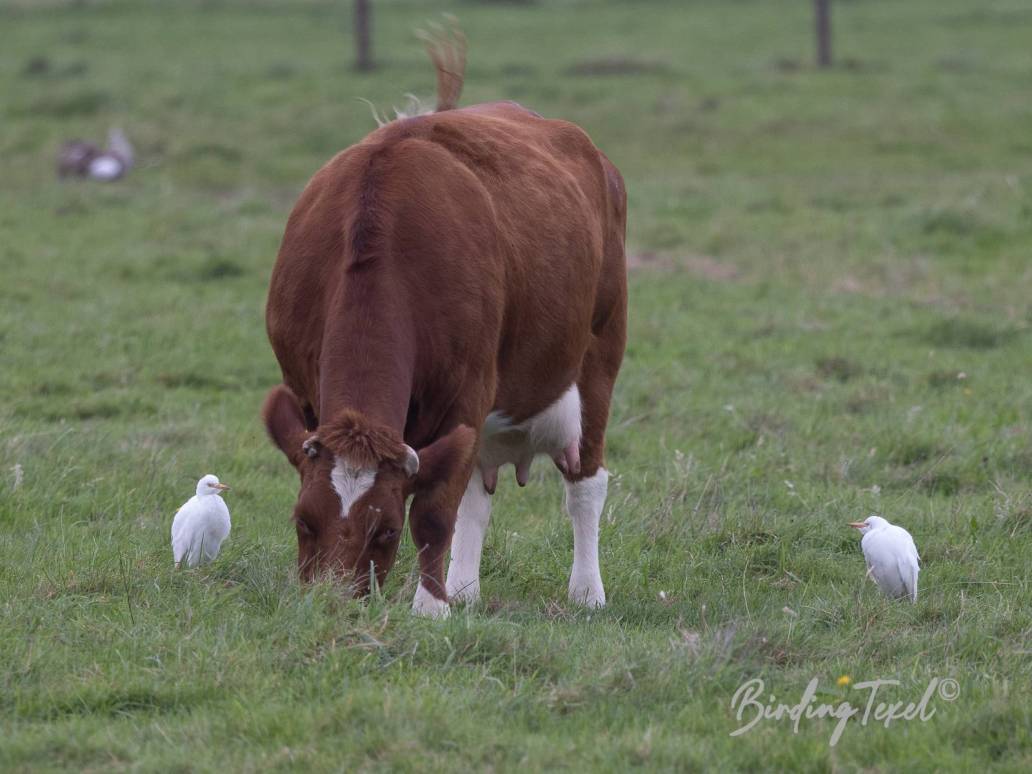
[57, 128, 134, 181]
[172, 475, 231, 567]
[848, 515, 920, 602]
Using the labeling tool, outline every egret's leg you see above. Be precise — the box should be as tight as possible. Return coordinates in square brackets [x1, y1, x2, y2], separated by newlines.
[185, 539, 202, 568]
[202, 536, 222, 564]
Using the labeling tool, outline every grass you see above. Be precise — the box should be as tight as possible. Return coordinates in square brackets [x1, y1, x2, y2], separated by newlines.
[2, 0, 1032, 769]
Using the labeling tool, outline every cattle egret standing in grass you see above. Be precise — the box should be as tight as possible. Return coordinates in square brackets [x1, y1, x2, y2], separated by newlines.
[172, 475, 231, 567]
[849, 515, 919, 602]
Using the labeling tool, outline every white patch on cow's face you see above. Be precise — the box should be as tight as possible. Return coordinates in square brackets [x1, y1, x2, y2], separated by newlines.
[330, 459, 376, 519]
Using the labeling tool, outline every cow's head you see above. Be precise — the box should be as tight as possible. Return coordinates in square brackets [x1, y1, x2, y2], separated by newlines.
[262, 385, 470, 592]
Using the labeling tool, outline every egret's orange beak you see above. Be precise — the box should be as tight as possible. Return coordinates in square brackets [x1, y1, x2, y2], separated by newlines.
[848, 522, 866, 529]
[215, 483, 231, 491]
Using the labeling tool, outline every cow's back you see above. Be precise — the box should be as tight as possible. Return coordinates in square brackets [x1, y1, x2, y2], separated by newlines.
[268, 102, 625, 427]
[379, 104, 621, 421]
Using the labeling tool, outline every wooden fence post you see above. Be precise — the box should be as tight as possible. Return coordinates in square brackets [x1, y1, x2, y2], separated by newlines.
[355, 0, 373, 71]
[815, 0, 832, 68]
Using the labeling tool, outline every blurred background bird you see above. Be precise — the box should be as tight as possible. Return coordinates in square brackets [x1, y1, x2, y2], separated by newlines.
[849, 515, 920, 602]
[172, 474, 231, 568]
[57, 127, 134, 181]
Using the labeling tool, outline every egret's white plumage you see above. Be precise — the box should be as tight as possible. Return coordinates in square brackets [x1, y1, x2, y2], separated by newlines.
[849, 515, 920, 602]
[172, 474, 231, 567]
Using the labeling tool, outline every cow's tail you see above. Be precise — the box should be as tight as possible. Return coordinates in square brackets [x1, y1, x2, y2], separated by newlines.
[418, 16, 466, 112]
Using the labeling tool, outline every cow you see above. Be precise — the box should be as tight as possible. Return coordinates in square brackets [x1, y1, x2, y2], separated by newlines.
[262, 32, 627, 617]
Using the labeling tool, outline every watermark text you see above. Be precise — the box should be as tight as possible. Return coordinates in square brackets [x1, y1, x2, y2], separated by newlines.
[729, 676, 959, 746]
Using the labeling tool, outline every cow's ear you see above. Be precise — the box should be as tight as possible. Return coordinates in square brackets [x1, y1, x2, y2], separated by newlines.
[262, 385, 310, 468]
[405, 425, 476, 494]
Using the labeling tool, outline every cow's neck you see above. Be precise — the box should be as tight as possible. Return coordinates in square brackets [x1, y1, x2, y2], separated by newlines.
[317, 269, 414, 434]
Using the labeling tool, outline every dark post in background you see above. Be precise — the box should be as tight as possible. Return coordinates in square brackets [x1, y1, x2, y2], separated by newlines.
[815, 0, 832, 68]
[354, 0, 373, 71]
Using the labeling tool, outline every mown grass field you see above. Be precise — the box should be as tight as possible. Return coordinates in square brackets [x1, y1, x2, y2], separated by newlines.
[2, 0, 1032, 769]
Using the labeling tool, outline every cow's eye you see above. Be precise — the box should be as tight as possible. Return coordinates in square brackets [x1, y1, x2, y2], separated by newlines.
[295, 517, 315, 537]
[377, 528, 398, 544]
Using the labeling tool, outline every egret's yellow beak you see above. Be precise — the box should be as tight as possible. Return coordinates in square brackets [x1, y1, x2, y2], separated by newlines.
[847, 522, 866, 529]
[215, 483, 231, 491]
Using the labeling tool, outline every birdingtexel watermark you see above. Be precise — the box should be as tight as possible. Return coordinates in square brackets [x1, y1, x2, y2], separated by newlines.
[729, 676, 960, 746]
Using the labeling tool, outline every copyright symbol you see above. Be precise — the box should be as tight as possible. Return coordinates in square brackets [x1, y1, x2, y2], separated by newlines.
[938, 678, 960, 701]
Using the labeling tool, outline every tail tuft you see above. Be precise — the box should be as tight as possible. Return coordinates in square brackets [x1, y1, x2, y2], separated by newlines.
[417, 16, 466, 112]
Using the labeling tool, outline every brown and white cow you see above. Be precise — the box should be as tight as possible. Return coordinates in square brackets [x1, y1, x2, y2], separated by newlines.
[262, 36, 626, 617]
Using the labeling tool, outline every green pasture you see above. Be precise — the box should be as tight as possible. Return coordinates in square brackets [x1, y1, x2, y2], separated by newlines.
[1, 0, 1031, 770]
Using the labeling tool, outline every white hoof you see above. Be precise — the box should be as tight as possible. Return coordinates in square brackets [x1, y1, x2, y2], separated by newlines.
[412, 583, 451, 619]
[446, 577, 481, 605]
[569, 576, 606, 608]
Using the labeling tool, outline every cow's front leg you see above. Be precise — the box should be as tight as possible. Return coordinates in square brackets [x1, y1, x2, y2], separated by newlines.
[446, 468, 493, 603]
[410, 507, 455, 618]
[406, 425, 478, 618]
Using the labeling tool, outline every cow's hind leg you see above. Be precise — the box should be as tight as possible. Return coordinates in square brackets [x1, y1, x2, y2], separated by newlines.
[564, 467, 608, 607]
[565, 344, 619, 606]
[446, 468, 493, 603]
[563, 304, 625, 608]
